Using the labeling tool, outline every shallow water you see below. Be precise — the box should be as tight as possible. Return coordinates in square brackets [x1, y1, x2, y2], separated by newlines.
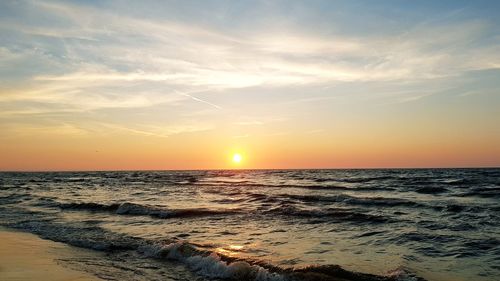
[0, 169, 499, 281]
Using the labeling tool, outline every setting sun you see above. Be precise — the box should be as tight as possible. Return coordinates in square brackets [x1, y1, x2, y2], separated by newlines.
[232, 153, 242, 164]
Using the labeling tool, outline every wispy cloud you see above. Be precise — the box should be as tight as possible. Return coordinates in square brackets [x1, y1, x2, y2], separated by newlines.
[0, 122, 89, 139]
[1, 0, 499, 143]
[233, 116, 287, 126]
[4, 0, 499, 92]
[232, 134, 250, 139]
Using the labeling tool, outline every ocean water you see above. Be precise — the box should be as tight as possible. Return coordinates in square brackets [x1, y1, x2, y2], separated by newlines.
[0, 169, 499, 281]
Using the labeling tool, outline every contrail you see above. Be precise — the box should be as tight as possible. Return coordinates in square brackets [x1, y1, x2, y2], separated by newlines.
[175, 90, 222, 109]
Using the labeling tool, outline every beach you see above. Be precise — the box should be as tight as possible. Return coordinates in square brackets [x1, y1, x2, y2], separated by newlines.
[0, 226, 100, 281]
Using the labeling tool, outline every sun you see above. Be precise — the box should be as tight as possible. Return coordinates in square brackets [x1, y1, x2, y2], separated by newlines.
[232, 153, 242, 163]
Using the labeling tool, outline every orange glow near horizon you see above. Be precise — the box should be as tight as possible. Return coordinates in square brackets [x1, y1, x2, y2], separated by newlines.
[1, 127, 499, 171]
[1, 1, 499, 171]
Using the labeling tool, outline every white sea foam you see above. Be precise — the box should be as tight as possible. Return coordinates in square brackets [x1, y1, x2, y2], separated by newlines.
[140, 242, 286, 281]
[386, 267, 420, 281]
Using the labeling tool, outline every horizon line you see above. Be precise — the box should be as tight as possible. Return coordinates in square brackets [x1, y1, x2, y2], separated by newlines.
[1, 166, 499, 173]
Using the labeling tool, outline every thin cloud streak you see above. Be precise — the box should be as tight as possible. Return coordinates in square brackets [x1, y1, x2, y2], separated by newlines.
[178, 92, 222, 110]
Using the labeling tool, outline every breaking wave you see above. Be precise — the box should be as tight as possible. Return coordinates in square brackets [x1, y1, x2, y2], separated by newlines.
[53, 201, 241, 219]
[140, 242, 423, 281]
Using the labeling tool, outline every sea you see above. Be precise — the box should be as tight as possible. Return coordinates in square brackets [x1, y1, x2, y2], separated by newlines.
[0, 169, 499, 281]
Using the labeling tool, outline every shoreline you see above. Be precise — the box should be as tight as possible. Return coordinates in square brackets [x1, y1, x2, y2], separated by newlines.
[0, 226, 101, 281]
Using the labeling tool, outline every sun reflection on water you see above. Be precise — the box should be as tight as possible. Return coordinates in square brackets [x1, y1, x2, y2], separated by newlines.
[215, 244, 246, 257]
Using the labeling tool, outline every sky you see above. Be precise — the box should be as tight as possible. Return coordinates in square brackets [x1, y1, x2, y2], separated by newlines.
[0, 0, 499, 170]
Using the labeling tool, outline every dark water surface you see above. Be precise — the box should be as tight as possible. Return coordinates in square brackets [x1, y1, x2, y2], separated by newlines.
[1, 169, 499, 281]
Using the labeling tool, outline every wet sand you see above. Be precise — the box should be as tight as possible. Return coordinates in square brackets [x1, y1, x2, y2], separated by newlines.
[0, 227, 101, 281]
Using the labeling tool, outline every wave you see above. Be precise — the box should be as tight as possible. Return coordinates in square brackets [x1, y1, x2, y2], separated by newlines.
[0, 193, 32, 203]
[413, 186, 449, 194]
[442, 178, 479, 185]
[52, 199, 391, 224]
[197, 182, 349, 190]
[331, 175, 397, 183]
[118, 203, 240, 218]
[197, 180, 252, 185]
[234, 192, 420, 209]
[296, 185, 395, 191]
[4, 218, 142, 251]
[44, 194, 394, 226]
[457, 187, 500, 198]
[58, 202, 121, 211]
[140, 242, 285, 280]
[196, 181, 394, 191]
[285, 194, 421, 208]
[140, 241, 423, 281]
[49, 194, 415, 223]
[55, 201, 241, 219]
[265, 205, 390, 223]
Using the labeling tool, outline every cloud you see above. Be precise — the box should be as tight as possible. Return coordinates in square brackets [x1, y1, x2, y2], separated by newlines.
[0, 79, 186, 112]
[1, 0, 499, 140]
[232, 134, 250, 139]
[0, 122, 89, 139]
[99, 122, 213, 138]
[3, 0, 498, 94]
[234, 120, 264, 126]
[233, 116, 287, 126]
